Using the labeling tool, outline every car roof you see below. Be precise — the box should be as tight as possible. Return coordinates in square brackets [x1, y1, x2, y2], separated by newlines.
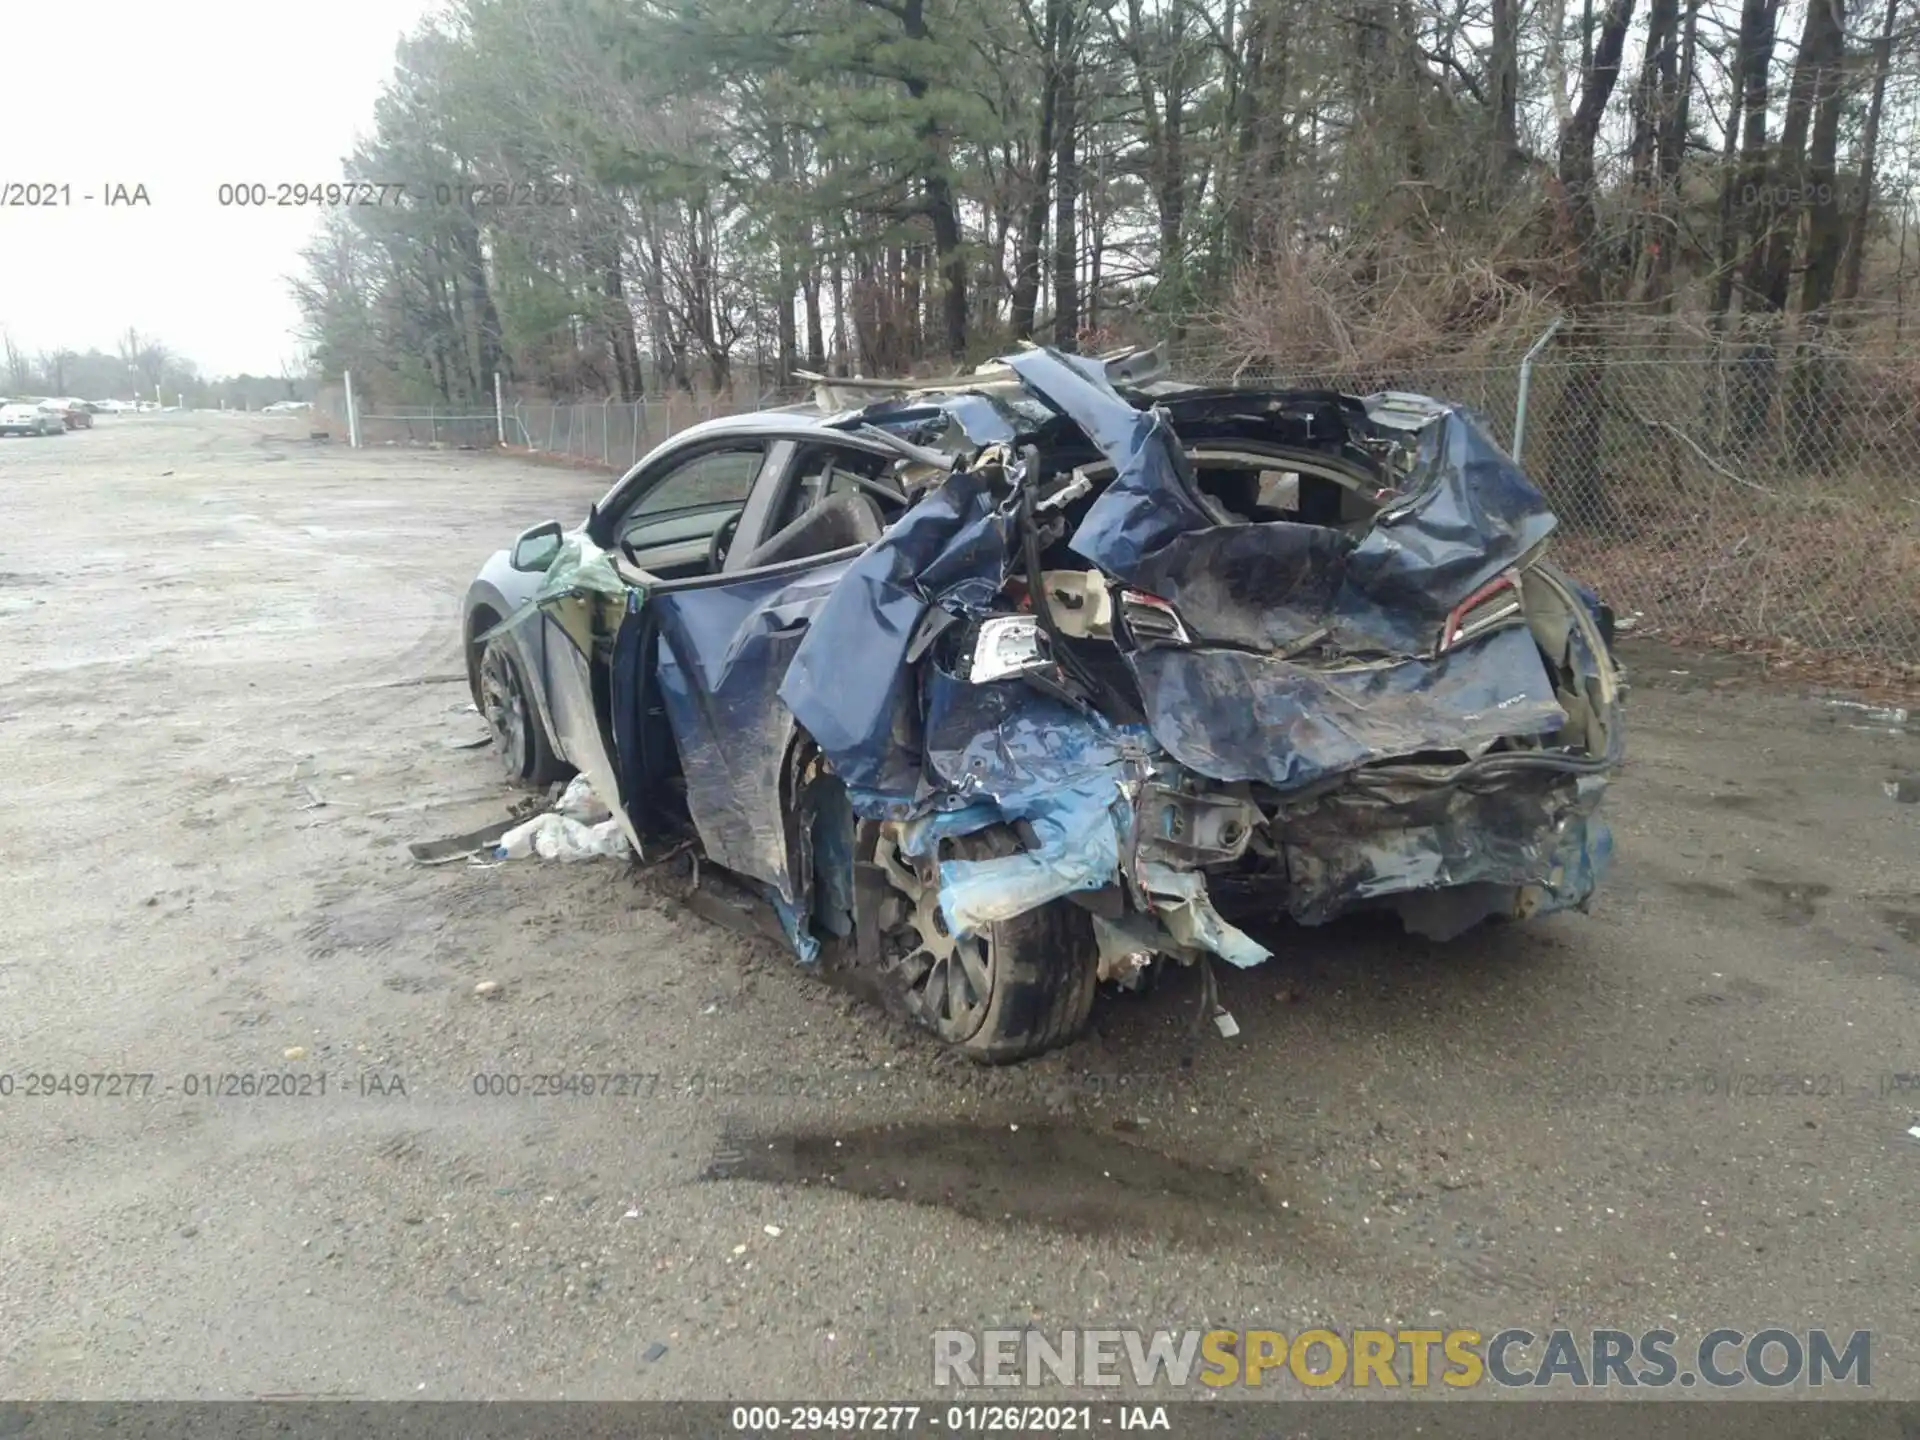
[663, 403, 832, 446]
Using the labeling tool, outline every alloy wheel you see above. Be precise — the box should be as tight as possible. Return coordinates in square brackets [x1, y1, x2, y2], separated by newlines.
[872, 830, 994, 1042]
[478, 646, 529, 782]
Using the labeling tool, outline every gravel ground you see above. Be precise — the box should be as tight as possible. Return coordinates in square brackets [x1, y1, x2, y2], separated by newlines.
[0, 412, 1915, 1401]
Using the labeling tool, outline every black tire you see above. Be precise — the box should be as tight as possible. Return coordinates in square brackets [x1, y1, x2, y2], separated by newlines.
[875, 826, 1099, 1064]
[477, 638, 568, 787]
[960, 899, 1101, 1064]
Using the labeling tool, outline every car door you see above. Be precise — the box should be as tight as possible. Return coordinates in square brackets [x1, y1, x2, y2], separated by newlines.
[616, 439, 906, 896]
[531, 437, 785, 855]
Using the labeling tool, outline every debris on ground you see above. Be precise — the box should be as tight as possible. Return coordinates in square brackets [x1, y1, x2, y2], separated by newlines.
[410, 776, 627, 865]
[494, 810, 628, 861]
[408, 816, 523, 865]
[474, 980, 502, 999]
[554, 774, 612, 824]
[1826, 699, 1910, 732]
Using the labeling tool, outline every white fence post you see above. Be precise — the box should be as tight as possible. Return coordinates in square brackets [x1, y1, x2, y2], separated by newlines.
[344, 371, 360, 449]
[494, 371, 505, 447]
[1512, 317, 1562, 464]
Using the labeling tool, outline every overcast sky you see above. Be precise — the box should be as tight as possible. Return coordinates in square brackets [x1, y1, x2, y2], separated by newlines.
[0, 0, 442, 378]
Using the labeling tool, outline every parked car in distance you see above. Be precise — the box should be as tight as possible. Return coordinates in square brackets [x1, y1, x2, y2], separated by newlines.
[261, 400, 311, 414]
[0, 402, 66, 436]
[39, 399, 92, 430]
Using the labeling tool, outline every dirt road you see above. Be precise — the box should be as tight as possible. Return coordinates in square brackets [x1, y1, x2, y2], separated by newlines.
[1, 413, 1916, 1399]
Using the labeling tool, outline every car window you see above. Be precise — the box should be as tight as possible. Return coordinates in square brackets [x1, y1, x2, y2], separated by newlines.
[626, 447, 765, 527]
[613, 443, 769, 572]
[768, 444, 896, 535]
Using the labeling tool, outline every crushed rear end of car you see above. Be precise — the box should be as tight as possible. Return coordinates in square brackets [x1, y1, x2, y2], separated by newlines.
[779, 349, 1622, 990]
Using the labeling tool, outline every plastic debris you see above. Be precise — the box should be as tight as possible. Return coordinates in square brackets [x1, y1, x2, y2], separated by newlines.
[1826, 699, 1908, 731]
[1212, 1010, 1241, 1039]
[555, 774, 613, 824]
[474, 980, 502, 999]
[643, 1343, 669, 1363]
[763, 1224, 782, 1237]
[494, 811, 629, 861]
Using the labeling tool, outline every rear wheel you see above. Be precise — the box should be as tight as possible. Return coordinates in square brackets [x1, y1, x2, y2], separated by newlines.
[478, 638, 567, 787]
[870, 826, 1098, 1064]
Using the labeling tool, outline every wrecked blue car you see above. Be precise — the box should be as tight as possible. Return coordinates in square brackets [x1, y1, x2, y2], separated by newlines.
[464, 349, 1623, 1062]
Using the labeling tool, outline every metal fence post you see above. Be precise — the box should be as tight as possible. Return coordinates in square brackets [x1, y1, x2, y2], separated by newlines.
[494, 372, 505, 447]
[1512, 317, 1562, 464]
[343, 371, 360, 449]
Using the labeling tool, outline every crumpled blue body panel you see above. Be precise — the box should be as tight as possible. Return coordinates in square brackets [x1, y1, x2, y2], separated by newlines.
[1004, 350, 1216, 581]
[1277, 773, 1613, 927]
[1332, 408, 1559, 655]
[779, 467, 1014, 797]
[1132, 624, 1567, 790]
[1009, 350, 1557, 656]
[906, 673, 1145, 934]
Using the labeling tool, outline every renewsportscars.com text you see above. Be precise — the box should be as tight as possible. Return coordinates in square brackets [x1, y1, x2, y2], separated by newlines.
[933, 1327, 1871, 1390]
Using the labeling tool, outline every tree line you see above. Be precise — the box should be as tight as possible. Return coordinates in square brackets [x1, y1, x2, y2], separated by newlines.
[0, 327, 302, 408]
[292, 0, 1920, 409]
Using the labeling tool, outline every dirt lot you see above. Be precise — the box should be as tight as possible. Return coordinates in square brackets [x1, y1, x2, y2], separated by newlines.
[1, 412, 1916, 1401]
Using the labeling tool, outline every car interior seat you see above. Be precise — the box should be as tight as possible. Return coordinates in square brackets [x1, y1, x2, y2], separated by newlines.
[741, 489, 886, 569]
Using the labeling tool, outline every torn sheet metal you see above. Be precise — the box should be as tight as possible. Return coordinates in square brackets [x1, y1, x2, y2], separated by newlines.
[1132, 624, 1567, 791]
[1128, 522, 1353, 653]
[921, 669, 1146, 800]
[1003, 353, 1560, 661]
[1330, 406, 1559, 655]
[1004, 349, 1217, 581]
[780, 466, 1016, 796]
[898, 772, 1131, 937]
[1136, 862, 1272, 968]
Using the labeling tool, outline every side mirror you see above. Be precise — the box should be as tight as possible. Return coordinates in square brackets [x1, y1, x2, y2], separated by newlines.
[510, 521, 564, 573]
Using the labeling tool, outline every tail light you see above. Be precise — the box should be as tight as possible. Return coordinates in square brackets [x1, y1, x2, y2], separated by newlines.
[1118, 591, 1191, 649]
[1438, 571, 1523, 654]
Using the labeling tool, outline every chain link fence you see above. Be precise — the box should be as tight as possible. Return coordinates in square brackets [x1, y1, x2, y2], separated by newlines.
[500, 393, 772, 469]
[313, 386, 783, 468]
